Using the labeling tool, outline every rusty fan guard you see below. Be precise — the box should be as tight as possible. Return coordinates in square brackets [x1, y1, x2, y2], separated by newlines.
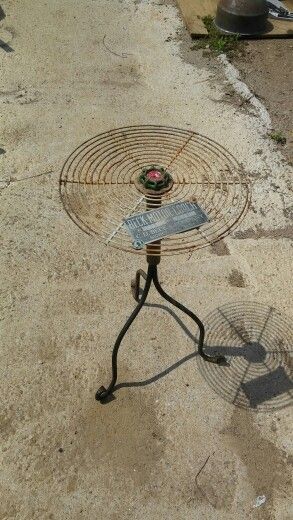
[61, 125, 251, 402]
[60, 125, 250, 256]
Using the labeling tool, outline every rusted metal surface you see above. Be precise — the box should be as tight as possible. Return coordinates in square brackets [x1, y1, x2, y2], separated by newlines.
[146, 192, 162, 265]
[60, 125, 250, 256]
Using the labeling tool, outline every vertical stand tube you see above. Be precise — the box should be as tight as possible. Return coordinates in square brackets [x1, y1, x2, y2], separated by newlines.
[146, 193, 161, 265]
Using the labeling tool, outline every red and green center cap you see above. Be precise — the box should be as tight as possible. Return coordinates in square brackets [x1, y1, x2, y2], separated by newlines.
[146, 170, 164, 181]
[139, 165, 172, 191]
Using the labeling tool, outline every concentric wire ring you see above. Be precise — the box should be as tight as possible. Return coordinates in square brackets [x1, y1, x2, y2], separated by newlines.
[60, 125, 250, 255]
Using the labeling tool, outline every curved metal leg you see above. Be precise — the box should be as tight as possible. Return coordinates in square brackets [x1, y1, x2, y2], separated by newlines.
[131, 269, 147, 302]
[152, 269, 226, 364]
[96, 265, 155, 401]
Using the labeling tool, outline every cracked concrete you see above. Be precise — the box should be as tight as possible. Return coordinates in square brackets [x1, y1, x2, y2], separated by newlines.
[0, 0, 292, 519]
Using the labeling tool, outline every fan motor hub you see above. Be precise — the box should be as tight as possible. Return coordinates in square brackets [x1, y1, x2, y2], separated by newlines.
[136, 165, 173, 195]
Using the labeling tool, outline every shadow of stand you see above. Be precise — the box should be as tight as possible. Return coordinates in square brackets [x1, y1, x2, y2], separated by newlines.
[109, 299, 292, 412]
[0, 39, 14, 53]
[0, 6, 14, 52]
[0, 5, 5, 22]
[197, 302, 293, 411]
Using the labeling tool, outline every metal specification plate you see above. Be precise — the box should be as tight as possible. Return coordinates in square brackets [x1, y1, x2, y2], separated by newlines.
[124, 201, 209, 249]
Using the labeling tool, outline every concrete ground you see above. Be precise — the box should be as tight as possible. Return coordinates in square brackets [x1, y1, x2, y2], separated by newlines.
[0, 1, 292, 519]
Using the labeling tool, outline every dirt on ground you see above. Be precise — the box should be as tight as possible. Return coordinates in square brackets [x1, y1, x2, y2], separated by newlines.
[175, 11, 293, 165]
[232, 39, 293, 163]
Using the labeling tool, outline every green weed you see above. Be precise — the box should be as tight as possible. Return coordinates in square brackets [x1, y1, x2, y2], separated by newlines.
[270, 131, 286, 145]
[192, 15, 241, 56]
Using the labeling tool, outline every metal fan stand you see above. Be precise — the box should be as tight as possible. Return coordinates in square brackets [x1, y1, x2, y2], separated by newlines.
[95, 174, 226, 402]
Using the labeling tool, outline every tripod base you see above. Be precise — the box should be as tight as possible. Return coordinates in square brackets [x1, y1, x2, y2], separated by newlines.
[96, 264, 226, 402]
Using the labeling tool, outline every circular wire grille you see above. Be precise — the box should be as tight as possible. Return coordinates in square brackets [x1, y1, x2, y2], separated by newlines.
[60, 125, 250, 256]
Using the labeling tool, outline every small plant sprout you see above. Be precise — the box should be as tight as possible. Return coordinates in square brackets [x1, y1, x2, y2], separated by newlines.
[270, 131, 286, 145]
[192, 16, 241, 56]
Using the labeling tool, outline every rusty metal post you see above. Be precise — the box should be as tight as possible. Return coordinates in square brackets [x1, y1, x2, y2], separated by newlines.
[146, 194, 161, 265]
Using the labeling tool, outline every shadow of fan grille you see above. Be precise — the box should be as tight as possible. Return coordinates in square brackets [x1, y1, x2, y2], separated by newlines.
[197, 302, 293, 411]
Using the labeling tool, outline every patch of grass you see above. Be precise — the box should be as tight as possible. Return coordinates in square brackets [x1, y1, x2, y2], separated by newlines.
[270, 131, 287, 145]
[192, 15, 241, 56]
